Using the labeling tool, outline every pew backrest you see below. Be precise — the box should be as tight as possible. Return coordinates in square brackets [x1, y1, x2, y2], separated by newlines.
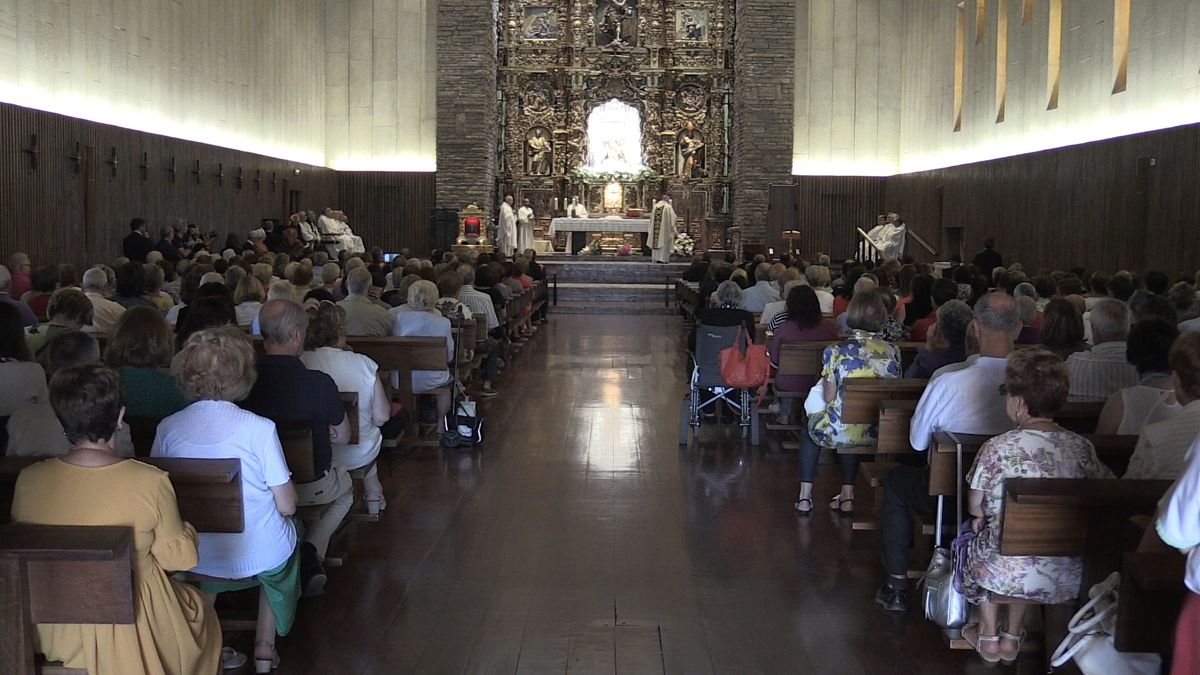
[0, 457, 243, 533]
[277, 421, 316, 483]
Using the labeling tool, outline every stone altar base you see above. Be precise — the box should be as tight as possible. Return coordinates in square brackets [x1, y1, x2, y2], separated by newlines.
[538, 259, 689, 315]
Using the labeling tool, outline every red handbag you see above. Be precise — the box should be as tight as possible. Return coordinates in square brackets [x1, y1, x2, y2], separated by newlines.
[719, 325, 771, 388]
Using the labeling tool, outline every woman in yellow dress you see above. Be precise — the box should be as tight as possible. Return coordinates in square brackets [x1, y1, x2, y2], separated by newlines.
[12, 363, 221, 675]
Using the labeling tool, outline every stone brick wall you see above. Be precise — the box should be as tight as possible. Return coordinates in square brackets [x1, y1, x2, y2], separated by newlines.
[435, 0, 498, 221]
[732, 0, 796, 245]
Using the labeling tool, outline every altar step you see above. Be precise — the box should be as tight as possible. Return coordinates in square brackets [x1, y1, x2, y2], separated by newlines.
[540, 260, 689, 285]
[551, 282, 675, 304]
[551, 300, 678, 316]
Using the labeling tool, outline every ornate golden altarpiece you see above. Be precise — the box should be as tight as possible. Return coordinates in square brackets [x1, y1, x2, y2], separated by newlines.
[498, 0, 732, 253]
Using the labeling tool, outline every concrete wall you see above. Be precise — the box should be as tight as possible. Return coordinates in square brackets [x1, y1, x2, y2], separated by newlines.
[324, 0, 437, 170]
[792, 0, 901, 176]
[0, 0, 327, 165]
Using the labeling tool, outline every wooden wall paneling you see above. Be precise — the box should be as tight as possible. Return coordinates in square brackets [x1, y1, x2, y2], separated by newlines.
[788, 176, 887, 261]
[336, 172, 436, 254]
[0, 103, 337, 269]
[883, 122, 1200, 275]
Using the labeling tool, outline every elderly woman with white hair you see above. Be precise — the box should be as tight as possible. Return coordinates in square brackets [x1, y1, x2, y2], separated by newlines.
[804, 265, 834, 315]
[391, 280, 455, 422]
[245, 228, 269, 256]
[689, 280, 756, 353]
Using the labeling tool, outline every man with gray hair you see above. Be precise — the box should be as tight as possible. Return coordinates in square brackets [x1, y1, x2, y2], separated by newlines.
[905, 300, 973, 378]
[240, 299, 352, 596]
[1066, 298, 1138, 402]
[875, 291, 1020, 612]
[0, 264, 37, 326]
[336, 267, 392, 336]
[455, 264, 503, 397]
[80, 265, 125, 332]
[7, 331, 136, 457]
[738, 262, 780, 314]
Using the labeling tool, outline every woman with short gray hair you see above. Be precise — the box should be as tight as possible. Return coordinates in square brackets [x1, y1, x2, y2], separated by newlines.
[688, 280, 756, 354]
[390, 279, 455, 423]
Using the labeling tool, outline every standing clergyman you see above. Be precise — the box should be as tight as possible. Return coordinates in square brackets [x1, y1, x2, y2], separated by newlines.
[517, 198, 535, 253]
[648, 194, 677, 264]
[497, 195, 518, 258]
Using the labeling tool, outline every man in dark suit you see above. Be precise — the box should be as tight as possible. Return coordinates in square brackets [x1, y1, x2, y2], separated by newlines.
[972, 238, 1003, 279]
[122, 218, 153, 262]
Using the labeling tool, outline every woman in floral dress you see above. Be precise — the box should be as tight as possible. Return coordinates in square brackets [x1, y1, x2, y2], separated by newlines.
[961, 348, 1113, 665]
[795, 291, 901, 515]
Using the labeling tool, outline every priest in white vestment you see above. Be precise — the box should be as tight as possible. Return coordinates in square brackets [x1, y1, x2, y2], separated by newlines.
[648, 195, 678, 264]
[566, 196, 588, 219]
[516, 198, 535, 253]
[497, 195, 518, 257]
[318, 208, 364, 255]
[865, 212, 906, 261]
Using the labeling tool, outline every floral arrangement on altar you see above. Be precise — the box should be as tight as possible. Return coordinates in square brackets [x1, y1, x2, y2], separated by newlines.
[617, 243, 633, 256]
[672, 232, 695, 257]
[569, 166, 656, 183]
[577, 238, 602, 255]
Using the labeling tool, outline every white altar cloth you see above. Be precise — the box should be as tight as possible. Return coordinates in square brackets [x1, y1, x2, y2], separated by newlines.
[548, 217, 652, 236]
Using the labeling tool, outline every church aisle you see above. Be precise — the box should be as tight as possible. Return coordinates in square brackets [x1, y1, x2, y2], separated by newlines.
[280, 315, 1002, 674]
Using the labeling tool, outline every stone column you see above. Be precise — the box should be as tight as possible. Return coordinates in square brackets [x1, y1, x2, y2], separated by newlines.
[436, 0, 498, 219]
[731, 0, 795, 246]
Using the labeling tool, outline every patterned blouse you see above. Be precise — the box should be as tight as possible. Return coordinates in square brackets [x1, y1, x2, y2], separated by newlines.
[808, 330, 901, 448]
[962, 429, 1114, 604]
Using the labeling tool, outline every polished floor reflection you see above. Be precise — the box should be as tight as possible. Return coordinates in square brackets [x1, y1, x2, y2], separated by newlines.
[279, 315, 1009, 674]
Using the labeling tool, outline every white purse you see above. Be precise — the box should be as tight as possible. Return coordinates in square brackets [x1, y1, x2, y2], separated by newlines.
[802, 377, 826, 416]
[1049, 572, 1162, 675]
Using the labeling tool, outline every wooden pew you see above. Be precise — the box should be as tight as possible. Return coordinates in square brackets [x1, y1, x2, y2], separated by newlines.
[1119, 551, 1186, 654]
[0, 457, 243, 533]
[0, 524, 134, 675]
[342, 336, 451, 446]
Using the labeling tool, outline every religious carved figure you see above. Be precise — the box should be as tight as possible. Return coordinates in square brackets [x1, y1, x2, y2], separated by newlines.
[595, 0, 638, 47]
[676, 122, 705, 179]
[526, 127, 553, 176]
[523, 8, 558, 39]
[675, 85, 707, 114]
[675, 9, 708, 41]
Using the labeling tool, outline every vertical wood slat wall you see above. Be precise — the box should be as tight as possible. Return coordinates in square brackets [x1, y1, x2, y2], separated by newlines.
[0, 103, 436, 268]
[772, 121, 1200, 275]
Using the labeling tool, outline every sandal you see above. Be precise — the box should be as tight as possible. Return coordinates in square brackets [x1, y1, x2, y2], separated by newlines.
[998, 628, 1026, 665]
[793, 497, 813, 516]
[220, 647, 247, 670]
[365, 495, 387, 515]
[962, 623, 1002, 665]
[828, 495, 854, 515]
[253, 641, 280, 674]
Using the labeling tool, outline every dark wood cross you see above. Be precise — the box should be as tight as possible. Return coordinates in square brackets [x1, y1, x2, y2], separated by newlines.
[236, 166, 244, 190]
[191, 159, 201, 184]
[138, 152, 150, 181]
[215, 163, 224, 186]
[20, 134, 38, 170]
[253, 169, 262, 191]
[67, 142, 84, 173]
[270, 171, 278, 191]
[105, 147, 119, 177]
[167, 156, 177, 183]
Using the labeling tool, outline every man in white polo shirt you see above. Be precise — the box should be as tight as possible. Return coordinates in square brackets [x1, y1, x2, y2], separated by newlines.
[875, 292, 1021, 612]
[1066, 298, 1138, 402]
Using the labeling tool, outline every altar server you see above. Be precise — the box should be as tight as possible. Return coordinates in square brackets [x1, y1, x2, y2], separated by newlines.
[872, 212, 907, 260]
[649, 195, 678, 264]
[498, 195, 518, 258]
[517, 198, 535, 253]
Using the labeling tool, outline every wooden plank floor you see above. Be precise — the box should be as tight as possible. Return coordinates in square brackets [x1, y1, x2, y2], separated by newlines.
[270, 314, 1029, 674]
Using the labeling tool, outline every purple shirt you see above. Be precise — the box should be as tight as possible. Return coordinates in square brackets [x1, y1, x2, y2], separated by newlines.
[768, 317, 839, 392]
[0, 293, 37, 327]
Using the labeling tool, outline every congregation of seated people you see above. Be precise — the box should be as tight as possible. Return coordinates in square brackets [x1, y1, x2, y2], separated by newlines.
[0, 217, 547, 674]
[679, 245, 1200, 669]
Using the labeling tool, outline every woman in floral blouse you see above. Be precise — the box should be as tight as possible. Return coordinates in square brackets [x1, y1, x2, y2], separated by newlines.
[795, 291, 900, 515]
[961, 348, 1113, 665]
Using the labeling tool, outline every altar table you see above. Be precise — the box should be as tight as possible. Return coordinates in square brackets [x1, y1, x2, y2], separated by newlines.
[548, 217, 652, 236]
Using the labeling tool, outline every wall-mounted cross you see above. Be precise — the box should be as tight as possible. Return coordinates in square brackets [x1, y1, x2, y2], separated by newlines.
[215, 163, 224, 187]
[21, 134, 38, 170]
[167, 157, 177, 183]
[270, 172, 278, 191]
[138, 153, 150, 181]
[236, 166, 244, 190]
[191, 160, 201, 184]
[253, 169, 262, 191]
[105, 148, 119, 177]
[68, 142, 84, 173]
